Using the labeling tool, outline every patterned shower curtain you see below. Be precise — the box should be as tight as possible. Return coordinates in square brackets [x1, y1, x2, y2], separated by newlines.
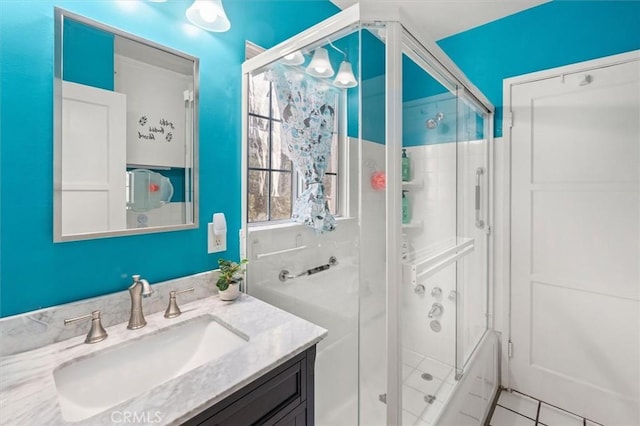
[268, 64, 339, 233]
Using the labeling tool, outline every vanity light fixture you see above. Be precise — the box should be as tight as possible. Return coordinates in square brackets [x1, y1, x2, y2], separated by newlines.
[329, 40, 357, 88]
[332, 43, 357, 88]
[281, 50, 305, 66]
[334, 60, 357, 88]
[305, 47, 335, 78]
[186, 0, 231, 32]
[304, 42, 358, 88]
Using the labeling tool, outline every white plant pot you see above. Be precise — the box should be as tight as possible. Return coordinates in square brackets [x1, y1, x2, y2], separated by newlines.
[218, 282, 240, 301]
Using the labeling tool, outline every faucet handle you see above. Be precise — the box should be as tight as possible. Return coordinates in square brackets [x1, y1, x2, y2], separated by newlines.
[64, 310, 108, 344]
[164, 288, 195, 318]
[428, 303, 444, 319]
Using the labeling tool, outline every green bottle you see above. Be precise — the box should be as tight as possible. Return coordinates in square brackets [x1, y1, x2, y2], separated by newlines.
[402, 148, 411, 182]
[402, 190, 411, 224]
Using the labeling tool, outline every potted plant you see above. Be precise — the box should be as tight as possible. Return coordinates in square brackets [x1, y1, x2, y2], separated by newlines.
[216, 258, 248, 301]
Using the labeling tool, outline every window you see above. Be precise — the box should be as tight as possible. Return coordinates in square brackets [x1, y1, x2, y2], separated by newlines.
[247, 71, 339, 224]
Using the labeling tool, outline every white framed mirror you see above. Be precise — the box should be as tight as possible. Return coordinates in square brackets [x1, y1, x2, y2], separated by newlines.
[53, 8, 199, 242]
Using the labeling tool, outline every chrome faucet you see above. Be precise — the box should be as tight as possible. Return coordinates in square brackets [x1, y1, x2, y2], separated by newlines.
[127, 275, 153, 329]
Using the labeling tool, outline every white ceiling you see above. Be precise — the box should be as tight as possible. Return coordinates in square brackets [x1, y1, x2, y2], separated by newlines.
[330, 0, 551, 40]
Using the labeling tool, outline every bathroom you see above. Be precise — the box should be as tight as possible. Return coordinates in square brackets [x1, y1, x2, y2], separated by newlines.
[1, 1, 638, 425]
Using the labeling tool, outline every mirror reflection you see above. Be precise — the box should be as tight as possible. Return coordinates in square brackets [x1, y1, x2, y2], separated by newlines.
[54, 8, 198, 241]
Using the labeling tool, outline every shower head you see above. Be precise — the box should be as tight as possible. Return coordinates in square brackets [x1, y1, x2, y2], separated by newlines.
[425, 112, 444, 130]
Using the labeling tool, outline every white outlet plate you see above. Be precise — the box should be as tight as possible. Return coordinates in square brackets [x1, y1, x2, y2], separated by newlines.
[208, 223, 226, 253]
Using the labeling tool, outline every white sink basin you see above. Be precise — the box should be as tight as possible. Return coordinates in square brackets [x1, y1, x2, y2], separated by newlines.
[53, 315, 248, 422]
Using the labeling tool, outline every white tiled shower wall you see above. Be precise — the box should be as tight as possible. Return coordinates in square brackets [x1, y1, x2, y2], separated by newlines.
[402, 139, 488, 369]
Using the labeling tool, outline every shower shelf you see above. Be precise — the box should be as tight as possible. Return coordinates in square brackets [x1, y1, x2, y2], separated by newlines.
[402, 237, 474, 285]
[402, 179, 424, 189]
[402, 220, 423, 230]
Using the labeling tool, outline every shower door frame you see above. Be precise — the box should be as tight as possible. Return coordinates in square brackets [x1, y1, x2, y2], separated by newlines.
[240, 5, 495, 424]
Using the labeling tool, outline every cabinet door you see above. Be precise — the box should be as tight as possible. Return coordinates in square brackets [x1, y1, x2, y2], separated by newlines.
[273, 403, 307, 426]
[185, 347, 315, 426]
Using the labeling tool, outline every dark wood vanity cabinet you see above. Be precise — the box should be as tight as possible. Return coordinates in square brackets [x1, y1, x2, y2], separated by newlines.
[183, 346, 316, 426]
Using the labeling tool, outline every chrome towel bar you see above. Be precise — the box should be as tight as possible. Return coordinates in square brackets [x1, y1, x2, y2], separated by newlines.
[257, 245, 307, 259]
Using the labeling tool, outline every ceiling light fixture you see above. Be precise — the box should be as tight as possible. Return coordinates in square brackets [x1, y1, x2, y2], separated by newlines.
[327, 40, 357, 88]
[186, 0, 230, 32]
[333, 60, 357, 88]
[305, 47, 335, 78]
[281, 50, 305, 66]
[303, 41, 358, 88]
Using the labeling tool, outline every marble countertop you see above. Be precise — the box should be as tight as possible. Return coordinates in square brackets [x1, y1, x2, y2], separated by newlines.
[0, 294, 327, 425]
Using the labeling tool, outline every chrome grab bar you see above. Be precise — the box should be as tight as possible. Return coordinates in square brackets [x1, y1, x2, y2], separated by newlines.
[279, 256, 338, 282]
[475, 167, 485, 229]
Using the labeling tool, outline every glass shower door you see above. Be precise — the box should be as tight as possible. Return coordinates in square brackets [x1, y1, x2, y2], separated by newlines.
[398, 29, 491, 424]
[399, 50, 462, 424]
[455, 101, 490, 374]
[358, 24, 390, 426]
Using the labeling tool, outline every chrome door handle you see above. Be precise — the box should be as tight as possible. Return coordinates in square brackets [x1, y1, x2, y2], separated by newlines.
[475, 167, 485, 229]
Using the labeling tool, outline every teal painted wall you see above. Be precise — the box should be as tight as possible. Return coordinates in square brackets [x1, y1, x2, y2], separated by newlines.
[63, 18, 114, 90]
[403, 54, 446, 103]
[3, 0, 637, 317]
[0, 0, 339, 317]
[437, 0, 640, 137]
[360, 30, 386, 144]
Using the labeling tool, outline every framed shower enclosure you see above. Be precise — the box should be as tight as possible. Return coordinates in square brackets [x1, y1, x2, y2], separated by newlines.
[241, 4, 495, 425]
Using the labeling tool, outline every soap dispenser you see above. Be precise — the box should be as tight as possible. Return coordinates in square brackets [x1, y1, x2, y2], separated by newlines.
[402, 190, 411, 224]
[402, 148, 411, 182]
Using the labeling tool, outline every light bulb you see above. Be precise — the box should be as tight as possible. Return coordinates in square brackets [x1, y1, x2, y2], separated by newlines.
[199, 3, 218, 22]
[185, 0, 230, 32]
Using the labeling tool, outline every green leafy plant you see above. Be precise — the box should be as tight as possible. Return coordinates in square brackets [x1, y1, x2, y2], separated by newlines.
[216, 258, 248, 291]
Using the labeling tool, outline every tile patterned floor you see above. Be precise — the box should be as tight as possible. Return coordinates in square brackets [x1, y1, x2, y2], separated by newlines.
[401, 348, 455, 426]
[489, 389, 604, 426]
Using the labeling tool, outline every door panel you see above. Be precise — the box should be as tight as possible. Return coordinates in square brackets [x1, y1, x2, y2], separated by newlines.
[61, 81, 127, 234]
[509, 58, 639, 425]
[531, 190, 638, 299]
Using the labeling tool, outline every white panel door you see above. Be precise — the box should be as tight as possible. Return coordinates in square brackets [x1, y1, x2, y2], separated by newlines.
[62, 81, 127, 235]
[510, 58, 639, 425]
